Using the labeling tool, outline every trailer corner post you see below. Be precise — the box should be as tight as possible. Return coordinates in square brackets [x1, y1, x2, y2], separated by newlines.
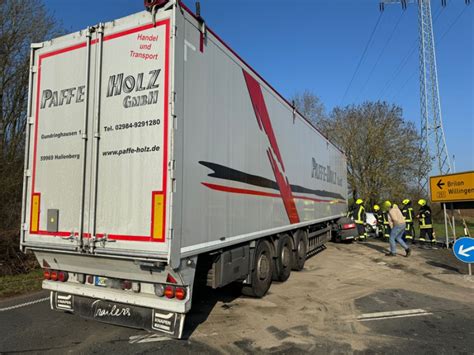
[78, 27, 93, 251]
[20, 44, 42, 251]
[90, 23, 105, 243]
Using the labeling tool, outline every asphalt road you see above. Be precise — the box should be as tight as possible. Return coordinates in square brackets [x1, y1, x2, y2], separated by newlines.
[1, 240, 473, 354]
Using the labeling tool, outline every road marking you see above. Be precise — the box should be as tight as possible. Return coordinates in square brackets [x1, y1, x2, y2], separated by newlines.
[129, 334, 169, 344]
[355, 309, 432, 322]
[0, 297, 49, 312]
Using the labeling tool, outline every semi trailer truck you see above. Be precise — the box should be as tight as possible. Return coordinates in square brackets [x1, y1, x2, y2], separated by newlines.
[20, 0, 348, 338]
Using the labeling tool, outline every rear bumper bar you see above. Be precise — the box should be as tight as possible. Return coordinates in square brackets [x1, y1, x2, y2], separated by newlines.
[43, 281, 188, 313]
[51, 291, 185, 338]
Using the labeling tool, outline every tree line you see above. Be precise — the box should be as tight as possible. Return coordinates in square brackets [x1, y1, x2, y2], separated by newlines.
[0, 0, 62, 275]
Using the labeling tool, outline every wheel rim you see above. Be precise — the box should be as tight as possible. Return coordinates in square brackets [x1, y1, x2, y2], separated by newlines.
[281, 244, 290, 268]
[257, 252, 270, 280]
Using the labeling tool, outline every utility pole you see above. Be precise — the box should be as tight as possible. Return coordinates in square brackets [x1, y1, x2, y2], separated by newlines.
[379, 0, 469, 190]
[380, 0, 470, 246]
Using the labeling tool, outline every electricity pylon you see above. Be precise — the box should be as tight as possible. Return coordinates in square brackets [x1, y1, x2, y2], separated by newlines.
[380, 0, 469, 192]
[417, 0, 452, 192]
[380, 0, 470, 247]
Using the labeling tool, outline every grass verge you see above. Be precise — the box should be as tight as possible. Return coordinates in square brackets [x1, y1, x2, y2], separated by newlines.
[432, 221, 473, 240]
[0, 269, 43, 299]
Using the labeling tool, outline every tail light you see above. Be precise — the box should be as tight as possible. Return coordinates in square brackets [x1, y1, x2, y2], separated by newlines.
[175, 287, 186, 300]
[164, 285, 175, 299]
[44, 269, 70, 282]
[58, 271, 68, 282]
[166, 274, 178, 284]
[342, 223, 356, 230]
[155, 284, 165, 297]
[121, 280, 132, 290]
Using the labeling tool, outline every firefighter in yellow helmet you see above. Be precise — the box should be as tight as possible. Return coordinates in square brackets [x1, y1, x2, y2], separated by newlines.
[373, 204, 384, 238]
[401, 199, 415, 242]
[353, 198, 367, 240]
[417, 199, 436, 243]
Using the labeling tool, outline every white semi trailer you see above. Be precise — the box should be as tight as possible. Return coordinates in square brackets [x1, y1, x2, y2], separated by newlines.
[20, 0, 348, 338]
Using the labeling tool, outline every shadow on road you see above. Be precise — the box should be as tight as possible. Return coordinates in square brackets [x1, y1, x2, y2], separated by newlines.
[183, 282, 241, 339]
[357, 240, 389, 254]
[425, 260, 461, 274]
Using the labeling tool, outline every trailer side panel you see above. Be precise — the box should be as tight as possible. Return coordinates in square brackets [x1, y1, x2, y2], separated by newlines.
[176, 9, 348, 256]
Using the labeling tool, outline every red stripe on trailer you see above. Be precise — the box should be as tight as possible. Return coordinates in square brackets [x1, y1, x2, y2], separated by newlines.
[266, 150, 300, 223]
[202, 182, 345, 205]
[202, 183, 282, 199]
[243, 71, 285, 172]
[242, 70, 300, 224]
[199, 32, 205, 53]
[29, 20, 171, 242]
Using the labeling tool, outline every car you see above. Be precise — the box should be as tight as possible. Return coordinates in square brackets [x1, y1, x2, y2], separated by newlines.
[332, 217, 358, 243]
[365, 212, 380, 238]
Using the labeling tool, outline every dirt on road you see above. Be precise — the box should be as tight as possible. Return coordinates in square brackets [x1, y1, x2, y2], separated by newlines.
[184, 240, 474, 353]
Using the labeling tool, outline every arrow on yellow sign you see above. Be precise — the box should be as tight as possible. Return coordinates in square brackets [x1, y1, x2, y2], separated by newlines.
[436, 179, 445, 190]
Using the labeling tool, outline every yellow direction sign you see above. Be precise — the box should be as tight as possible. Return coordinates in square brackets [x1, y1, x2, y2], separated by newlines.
[430, 171, 474, 203]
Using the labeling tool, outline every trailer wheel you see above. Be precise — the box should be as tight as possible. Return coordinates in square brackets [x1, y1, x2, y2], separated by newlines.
[292, 231, 307, 271]
[242, 240, 273, 298]
[273, 235, 293, 282]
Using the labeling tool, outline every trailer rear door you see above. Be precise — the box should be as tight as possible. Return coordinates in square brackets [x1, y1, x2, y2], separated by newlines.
[23, 12, 172, 259]
[92, 15, 172, 258]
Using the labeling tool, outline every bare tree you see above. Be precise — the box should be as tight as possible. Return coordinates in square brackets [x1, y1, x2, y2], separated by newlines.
[0, 0, 62, 275]
[320, 101, 430, 208]
[291, 90, 326, 127]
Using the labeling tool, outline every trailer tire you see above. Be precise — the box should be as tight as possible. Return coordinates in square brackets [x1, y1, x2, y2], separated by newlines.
[242, 240, 273, 298]
[292, 231, 307, 271]
[273, 235, 293, 282]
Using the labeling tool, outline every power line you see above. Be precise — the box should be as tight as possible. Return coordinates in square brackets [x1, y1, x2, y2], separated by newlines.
[438, 4, 471, 41]
[391, 68, 417, 102]
[378, 5, 446, 101]
[340, 11, 384, 105]
[355, 11, 405, 102]
[389, 4, 471, 102]
[378, 40, 417, 99]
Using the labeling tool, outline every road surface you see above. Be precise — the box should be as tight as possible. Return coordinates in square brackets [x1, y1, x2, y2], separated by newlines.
[1, 240, 473, 354]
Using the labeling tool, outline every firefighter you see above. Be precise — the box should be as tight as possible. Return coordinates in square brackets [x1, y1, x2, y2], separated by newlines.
[417, 199, 436, 243]
[373, 204, 384, 238]
[382, 202, 391, 240]
[401, 199, 415, 242]
[353, 198, 367, 240]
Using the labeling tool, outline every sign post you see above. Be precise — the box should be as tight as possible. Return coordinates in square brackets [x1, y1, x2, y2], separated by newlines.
[452, 237, 474, 276]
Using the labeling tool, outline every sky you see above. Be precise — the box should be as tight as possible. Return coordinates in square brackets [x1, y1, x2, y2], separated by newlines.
[45, 0, 473, 172]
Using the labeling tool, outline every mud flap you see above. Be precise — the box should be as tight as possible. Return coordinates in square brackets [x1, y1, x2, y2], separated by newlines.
[51, 292, 185, 338]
